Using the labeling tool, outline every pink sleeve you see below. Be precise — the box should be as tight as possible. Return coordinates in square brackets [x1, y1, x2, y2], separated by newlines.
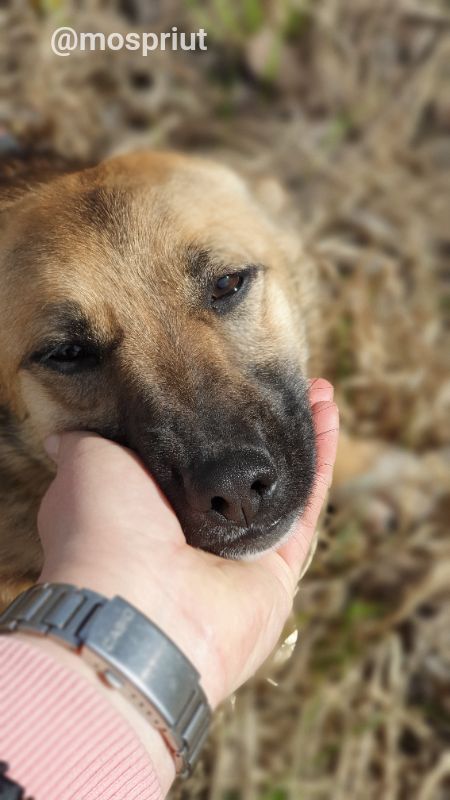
[0, 637, 164, 800]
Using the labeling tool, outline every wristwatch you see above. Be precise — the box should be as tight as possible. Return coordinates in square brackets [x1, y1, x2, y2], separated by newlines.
[0, 583, 211, 778]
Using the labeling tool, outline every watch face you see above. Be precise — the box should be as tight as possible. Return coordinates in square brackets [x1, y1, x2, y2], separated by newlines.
[83, 595, 211, 774]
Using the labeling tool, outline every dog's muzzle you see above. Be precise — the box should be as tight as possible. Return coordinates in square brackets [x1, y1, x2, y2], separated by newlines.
[124, 374, 316, 559]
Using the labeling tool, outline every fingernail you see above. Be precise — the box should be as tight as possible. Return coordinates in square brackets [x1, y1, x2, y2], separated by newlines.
[43, 434, 61, 461]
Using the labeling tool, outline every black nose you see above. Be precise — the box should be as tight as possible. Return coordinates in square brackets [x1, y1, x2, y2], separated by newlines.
[184, 450, 277, 527]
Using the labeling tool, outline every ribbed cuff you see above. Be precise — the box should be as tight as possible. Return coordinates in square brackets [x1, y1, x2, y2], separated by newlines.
[0, 637, 164, 800]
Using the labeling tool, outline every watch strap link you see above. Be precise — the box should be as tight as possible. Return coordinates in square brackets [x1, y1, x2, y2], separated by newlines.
[0, 584, 211, 777]
[0, 583, 103, 647]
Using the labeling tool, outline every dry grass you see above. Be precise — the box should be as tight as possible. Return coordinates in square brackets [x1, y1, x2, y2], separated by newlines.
[1, 0, 449, 797]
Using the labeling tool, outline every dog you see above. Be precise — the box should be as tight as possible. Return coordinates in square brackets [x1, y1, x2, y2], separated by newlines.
[0, 149, 333, 608]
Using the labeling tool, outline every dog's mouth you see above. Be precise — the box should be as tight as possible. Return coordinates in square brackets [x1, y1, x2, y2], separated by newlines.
[155, 443, 315, 560]
[210, 511, 299, 560]
[103, 415, 315, 559]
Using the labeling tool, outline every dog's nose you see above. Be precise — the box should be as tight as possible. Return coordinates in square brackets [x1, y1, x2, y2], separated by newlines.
[185, 450, 277, 527]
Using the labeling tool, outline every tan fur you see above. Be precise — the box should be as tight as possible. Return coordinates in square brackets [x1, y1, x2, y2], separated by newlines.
[0, 150, 323, 607]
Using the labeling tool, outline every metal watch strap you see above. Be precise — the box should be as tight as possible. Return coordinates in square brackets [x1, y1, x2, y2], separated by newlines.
[0, 583, 211, 778]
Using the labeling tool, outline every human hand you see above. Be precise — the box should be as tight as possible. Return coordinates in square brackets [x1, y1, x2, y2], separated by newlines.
[38, 378, 338, 711]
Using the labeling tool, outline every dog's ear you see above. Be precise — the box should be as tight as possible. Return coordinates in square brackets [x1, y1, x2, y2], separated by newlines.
[0, 153, 86, 212]
[0, 156, 42, 411]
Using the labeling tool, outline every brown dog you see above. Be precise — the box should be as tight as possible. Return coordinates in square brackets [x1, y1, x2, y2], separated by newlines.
[0, 149, 327, 607]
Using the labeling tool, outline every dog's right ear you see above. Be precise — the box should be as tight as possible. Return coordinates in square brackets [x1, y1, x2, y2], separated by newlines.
[0, 152, 86, 213]
[0, 167, 32, 213]
[0, 157, 46, 224]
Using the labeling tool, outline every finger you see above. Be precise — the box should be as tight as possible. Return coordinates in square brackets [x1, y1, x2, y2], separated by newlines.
[38, 432, 182, 547]
[308, 378, 334, 406]
[310, 400, 340, 493]
[274, 400, 339, 574]
[46, 431, 155, 502]
[296, 399, 339, 530]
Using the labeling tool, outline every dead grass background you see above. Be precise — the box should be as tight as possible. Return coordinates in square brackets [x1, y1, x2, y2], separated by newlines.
[0, 0, 449, 797]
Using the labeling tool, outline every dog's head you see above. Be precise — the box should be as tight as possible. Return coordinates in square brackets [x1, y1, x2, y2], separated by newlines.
[0, 151, 316, 558]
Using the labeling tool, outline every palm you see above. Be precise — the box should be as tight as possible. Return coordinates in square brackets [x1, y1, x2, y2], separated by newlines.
[39, 380, 338, 708]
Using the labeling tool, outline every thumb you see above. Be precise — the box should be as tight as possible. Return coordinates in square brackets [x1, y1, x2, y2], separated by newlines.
[39, 432, 183, 552]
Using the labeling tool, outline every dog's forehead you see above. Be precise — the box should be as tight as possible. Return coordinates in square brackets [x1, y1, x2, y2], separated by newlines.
[9, 153, 273, 283]
[82, 152, 270, 259]
[1, 153, 285, 344]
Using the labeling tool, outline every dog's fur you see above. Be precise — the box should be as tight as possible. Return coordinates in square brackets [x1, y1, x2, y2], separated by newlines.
[0, 150, 331, 606]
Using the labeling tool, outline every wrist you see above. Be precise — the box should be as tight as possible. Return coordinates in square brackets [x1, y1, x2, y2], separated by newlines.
[39, 560, 227, 709]
[14, 632, 176, 795]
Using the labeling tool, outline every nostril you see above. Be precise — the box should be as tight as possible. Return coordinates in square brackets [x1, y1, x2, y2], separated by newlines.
[211, 496, 229, 518]
[251, 472, 277, 497]
[251, 479, 269, 496]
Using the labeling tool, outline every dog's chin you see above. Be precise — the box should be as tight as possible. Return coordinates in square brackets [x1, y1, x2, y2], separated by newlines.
[186, 510, 300, 561]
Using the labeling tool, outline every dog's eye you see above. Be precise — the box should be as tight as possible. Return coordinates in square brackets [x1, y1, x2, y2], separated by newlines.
[34, 342, 101, 374]
[212, 273, 244, 303]
[52, 344, 84, 362]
